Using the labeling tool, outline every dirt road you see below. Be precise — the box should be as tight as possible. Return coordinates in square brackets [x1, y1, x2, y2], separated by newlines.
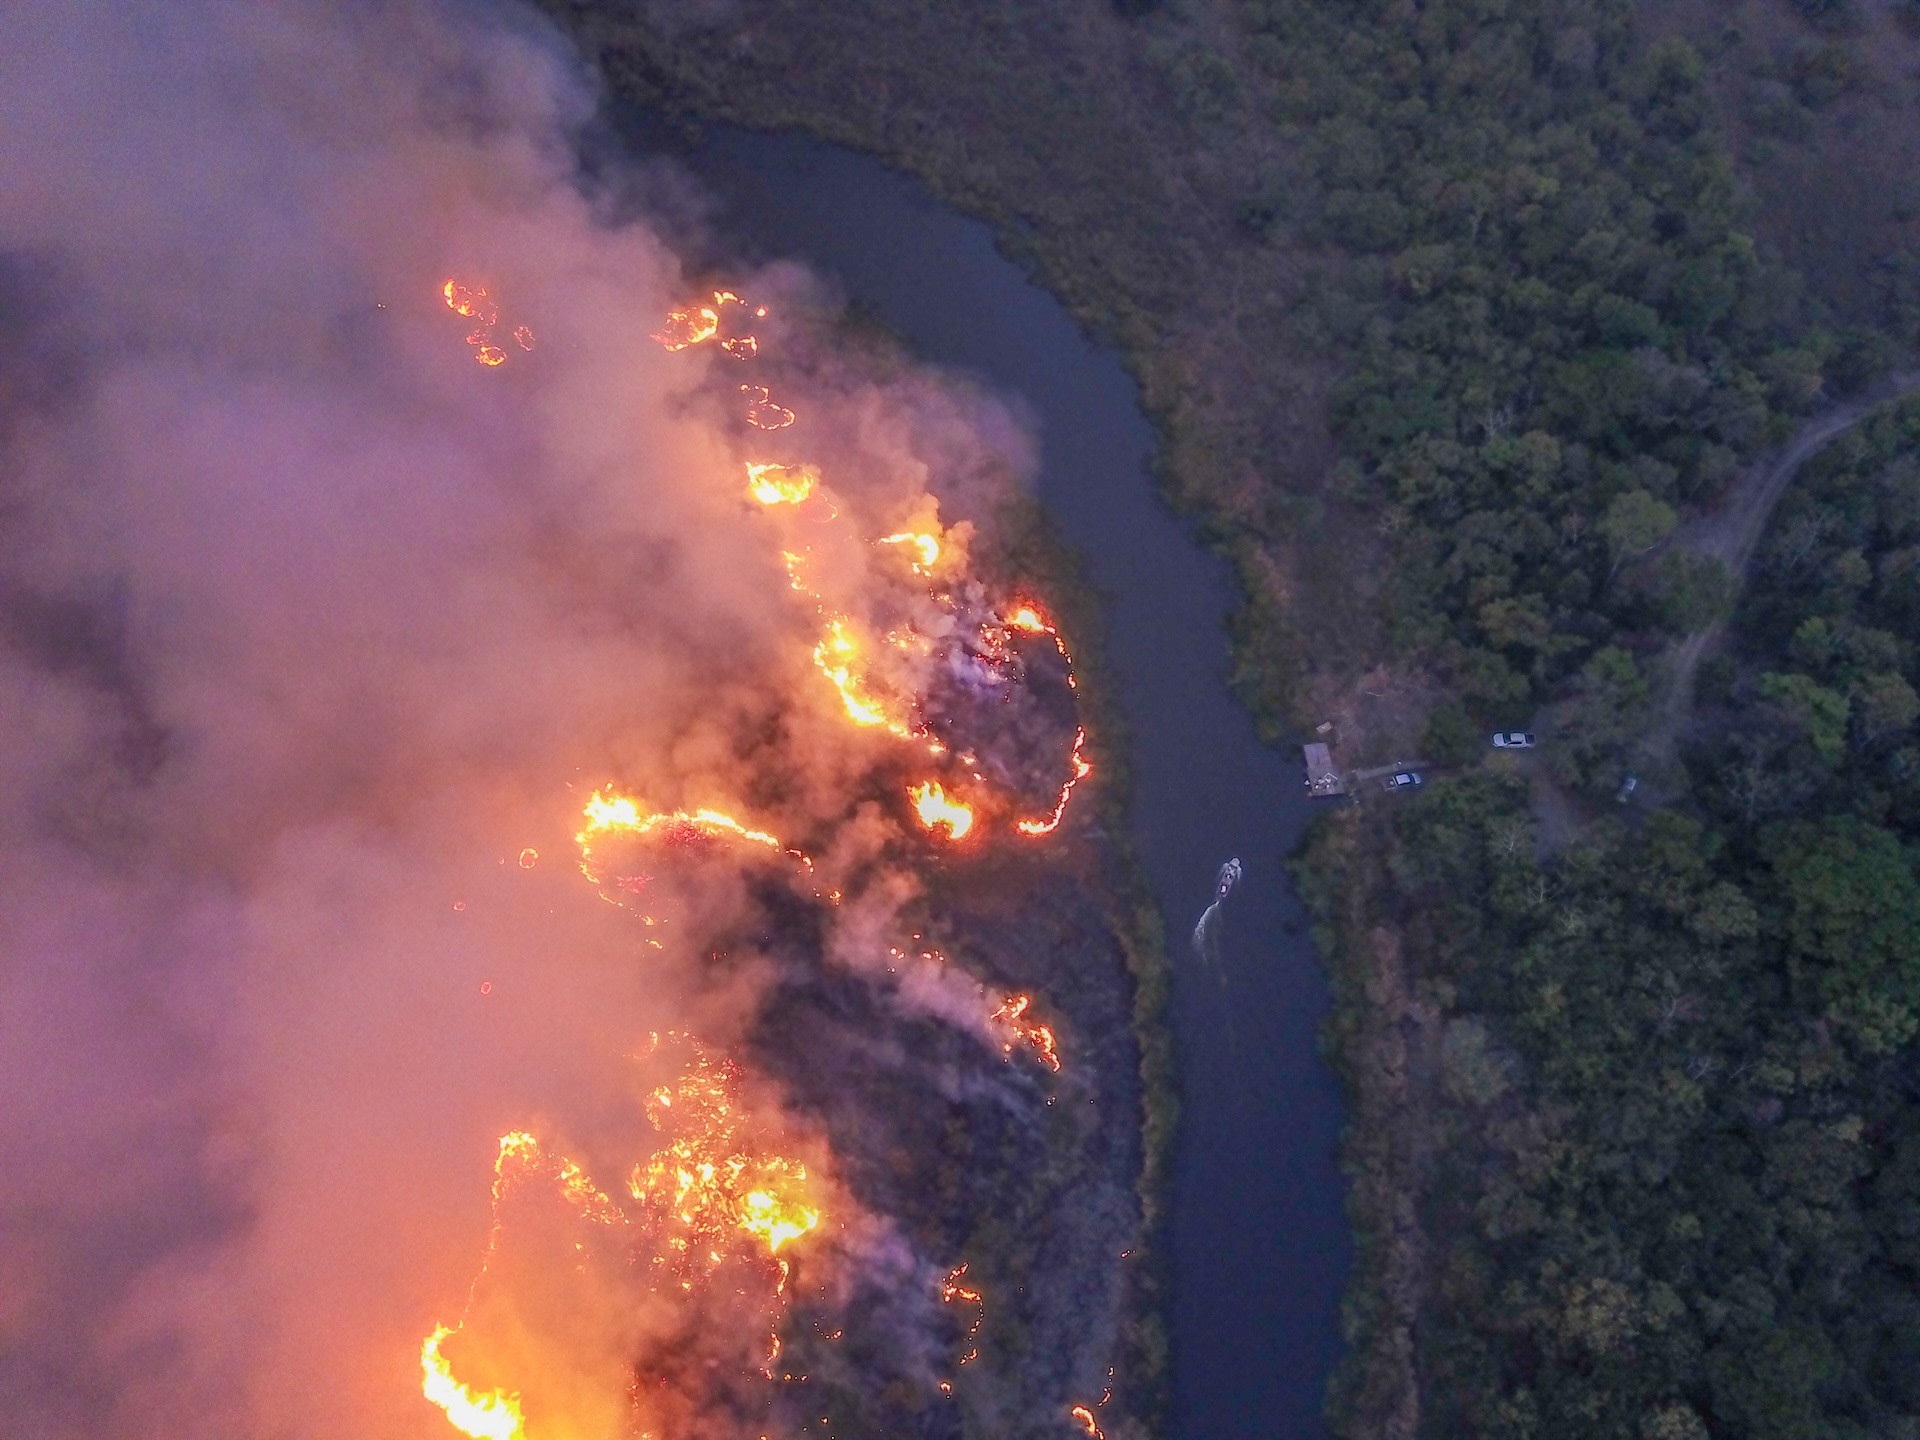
[1646, 372, 1920, 773]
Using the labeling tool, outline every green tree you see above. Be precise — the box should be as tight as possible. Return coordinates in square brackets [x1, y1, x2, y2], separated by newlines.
[1600, 488, 1680, 577]
[1760, 671, 1851, 765]
[1854, 671, 1920, 745]
[1769, 818, 1920, 1052]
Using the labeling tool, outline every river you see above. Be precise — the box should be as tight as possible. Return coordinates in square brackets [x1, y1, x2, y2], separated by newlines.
[609, 117, 1350, 1440]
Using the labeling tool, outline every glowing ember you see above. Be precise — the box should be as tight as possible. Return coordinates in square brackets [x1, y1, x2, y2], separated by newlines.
[720, 336, 759, 359]
[632, 1040, 820, 1269]
[517, 847, 538, 869]
[740, 384, 796, 430]
[1070, 1404, 1106, 1439]
[745, 461, 818, 506]
[441, 280, 532, 368]
[909, 781, 975, 841]
[442, 280, 498, 327]
[1016, 727, 1093, 837]
[939, 1263, 985, 1365]
[421, 1326, 524, 1440]
[991, 994, 1061, 1072]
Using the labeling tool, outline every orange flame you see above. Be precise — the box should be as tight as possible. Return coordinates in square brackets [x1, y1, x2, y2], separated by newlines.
[745, 462, 818, 506]
[1016, 728, 1093, 837]
[651, 304, 720, 351]
[421, 1326, 524, 1440]
[441, 280, 530, 368]
[424, 1047, 820, 1434]
[574, 793, 812, 908]
[421, 1131, 618, 1438]
[632, 1041, 820, 1268]
[653, 291, 760, 354]
[442, 280, 498, 327]
[740, 384, 796, 431]
[1070, 1404, 1106, 1439]
[577, 792, 788, 855]
[940, 1262, 985, 1365]
[909, 782, 975, 841]
[878, 531, 941, 575]
[991, 994, 1061, 1072]
[1004, 602, 1076, 684]
[813, 618, 916, 738]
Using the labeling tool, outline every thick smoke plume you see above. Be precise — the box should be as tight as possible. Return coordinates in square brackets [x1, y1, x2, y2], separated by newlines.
[0, 4, 1104, 1437]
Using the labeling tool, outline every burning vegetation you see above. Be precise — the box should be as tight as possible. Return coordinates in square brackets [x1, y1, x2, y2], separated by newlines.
[410, 281, 1141, 1440]
[0, 9, 1155, 1440]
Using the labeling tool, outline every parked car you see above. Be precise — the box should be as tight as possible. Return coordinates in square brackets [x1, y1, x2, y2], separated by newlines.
[1616, 774, 1639, 803]
[1491, 731, 1536, 749]
[1382, 771, 1423, 792]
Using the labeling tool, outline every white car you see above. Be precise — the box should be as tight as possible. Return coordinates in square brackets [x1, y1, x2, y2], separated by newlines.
[1491, 732, 1536, 749]
[1382, 771, 1423, 791]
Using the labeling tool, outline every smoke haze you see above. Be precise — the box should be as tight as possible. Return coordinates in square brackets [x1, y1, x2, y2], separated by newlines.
[0, 3, 1096, 1436]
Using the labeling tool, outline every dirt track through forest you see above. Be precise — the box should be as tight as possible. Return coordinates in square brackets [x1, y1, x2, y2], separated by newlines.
[1645, 371, 1920, 774]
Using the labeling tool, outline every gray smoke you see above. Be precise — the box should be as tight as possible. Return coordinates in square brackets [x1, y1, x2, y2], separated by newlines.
[0, 2, 1048, 1435]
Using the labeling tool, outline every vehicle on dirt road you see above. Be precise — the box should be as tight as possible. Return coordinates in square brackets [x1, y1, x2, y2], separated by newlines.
[1382, 771, 1423, 792]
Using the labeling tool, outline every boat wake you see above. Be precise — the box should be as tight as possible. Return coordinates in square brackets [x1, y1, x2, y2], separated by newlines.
[1191, 858, 1242, 968]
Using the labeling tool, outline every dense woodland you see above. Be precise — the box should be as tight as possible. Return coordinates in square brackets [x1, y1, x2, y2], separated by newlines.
[553, 2, 1920, 1436]
[1305, 395, 1920, 1433]
[1248, 0, 1878, 721]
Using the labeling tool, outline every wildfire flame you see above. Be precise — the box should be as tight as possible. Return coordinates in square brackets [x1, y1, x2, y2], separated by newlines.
[939, 1263, 985, 1365]
[745, 461, 818, 506]
[632, 1040, 820, 1270]
[909, 781, 975, 841]
[421, 1326, 524, 1440]
[651, 304, 720, 351]
[1016, 727, 1093, 837]
[740, 384, 796, 431]
[651, 290, 762, 355]
[423, 1045, 820, 1436]
[991, 994, 1061, 1073]
[575, 792, 797, 878]
[442, 280, 530, 368]
[813, 618, 915, 738]
[443, 279, 498, 327]
[878, 531, 941, 575]
[420, 1131, 620, 1440]
[419, 275, 1109, 1436]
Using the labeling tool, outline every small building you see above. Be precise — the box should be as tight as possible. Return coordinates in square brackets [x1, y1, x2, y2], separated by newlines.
[1303, 742, 1343, 795]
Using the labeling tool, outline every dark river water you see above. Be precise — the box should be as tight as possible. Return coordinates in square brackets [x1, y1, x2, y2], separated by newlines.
[614, 118, 1350, 1440]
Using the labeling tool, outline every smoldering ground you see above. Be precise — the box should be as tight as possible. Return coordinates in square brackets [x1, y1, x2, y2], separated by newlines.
[0, 3, 1142, 1437]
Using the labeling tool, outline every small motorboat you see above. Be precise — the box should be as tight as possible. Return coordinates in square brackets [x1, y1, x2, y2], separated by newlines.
[1215, 858, 1243, 901]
